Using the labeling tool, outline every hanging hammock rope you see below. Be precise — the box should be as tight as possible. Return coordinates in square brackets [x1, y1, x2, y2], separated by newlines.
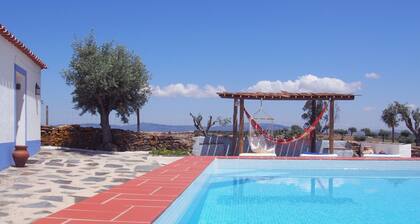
[244, 102, 328, 145]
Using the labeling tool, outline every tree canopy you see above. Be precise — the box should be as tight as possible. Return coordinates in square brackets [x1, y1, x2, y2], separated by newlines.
[378, 129, 391, 142]
[395, 102, 420, 145]
[63, 34, 151, 149]
[348, 127, 357, 136]
[334, 129, 348, 140]
[381, 102, 400, 142]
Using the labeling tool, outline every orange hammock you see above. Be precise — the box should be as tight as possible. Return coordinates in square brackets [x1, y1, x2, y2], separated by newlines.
[244, 102, 328, 145]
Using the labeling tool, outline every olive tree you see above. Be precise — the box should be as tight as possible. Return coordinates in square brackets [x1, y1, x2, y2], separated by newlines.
[301, 100, 340, 134]
[190, 113, 231, 137]
[378, 129, 391, 142]
[348, 127, 357, 136]
[395, 102, 420, 146]
[361, 128, 372, 137]
[63, 34, 151, 150]
[334, 129, 348, 140]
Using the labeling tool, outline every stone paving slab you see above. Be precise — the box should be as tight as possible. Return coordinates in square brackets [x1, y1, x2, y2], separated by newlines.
[0, 146, 181, 224]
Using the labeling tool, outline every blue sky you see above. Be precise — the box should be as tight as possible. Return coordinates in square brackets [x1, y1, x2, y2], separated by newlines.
[1, 0, 419, 129]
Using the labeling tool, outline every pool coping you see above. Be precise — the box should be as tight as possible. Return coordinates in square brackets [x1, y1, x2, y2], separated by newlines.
[34, 156, 420, 224]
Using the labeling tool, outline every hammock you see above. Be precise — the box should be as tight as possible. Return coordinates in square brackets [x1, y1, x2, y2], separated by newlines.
[245, 102, 328, 146]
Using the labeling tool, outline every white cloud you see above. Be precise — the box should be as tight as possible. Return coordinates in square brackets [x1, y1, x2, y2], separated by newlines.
[363, 106, 375, 112]
[365, 72, 380, 79]
[151, 83, 226, 98]
[247, 74, 361, 94]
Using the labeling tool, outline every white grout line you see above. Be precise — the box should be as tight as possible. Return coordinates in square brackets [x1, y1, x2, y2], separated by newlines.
[59, 217, 147, 224]
[160, 169, 169, 174]
[101, 193, 122, 205]
[111, 205, 135, 221]
[114, 198, 172, 202]
[136, 179, 150, 187]
[132, 205, 166, 208]
[184, 166, 191, 171]
[43, 217, 68, 220]
[149, 186, 163, 195]
[170, 174, 180, 181]
[62, 219, 72, 224]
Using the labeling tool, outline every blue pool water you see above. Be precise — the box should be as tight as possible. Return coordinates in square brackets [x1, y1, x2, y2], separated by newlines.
[155, 160, 420, 224]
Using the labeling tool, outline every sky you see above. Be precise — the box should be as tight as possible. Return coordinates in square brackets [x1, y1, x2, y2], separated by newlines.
[1, 0, 419, 130]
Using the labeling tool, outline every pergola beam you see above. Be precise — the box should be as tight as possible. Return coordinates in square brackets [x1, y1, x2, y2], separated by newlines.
[218, 92, 355, 101]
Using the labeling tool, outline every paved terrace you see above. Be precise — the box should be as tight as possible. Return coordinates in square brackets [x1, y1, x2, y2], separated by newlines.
[0, 146, 181, 224]
[34, 156, 420, 224]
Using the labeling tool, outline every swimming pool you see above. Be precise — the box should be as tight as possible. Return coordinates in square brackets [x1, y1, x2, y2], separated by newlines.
[155, 159, 420, 224]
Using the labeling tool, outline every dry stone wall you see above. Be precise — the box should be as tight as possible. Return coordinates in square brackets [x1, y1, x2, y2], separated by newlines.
[41, 125, 194, 151]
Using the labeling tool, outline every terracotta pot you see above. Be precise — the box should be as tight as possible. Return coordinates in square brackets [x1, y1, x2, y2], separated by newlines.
[13, 145, 29, 167]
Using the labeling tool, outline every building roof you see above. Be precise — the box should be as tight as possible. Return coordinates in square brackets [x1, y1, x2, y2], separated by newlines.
[0, 24, 47, 69]
[217, 91, 355, 100]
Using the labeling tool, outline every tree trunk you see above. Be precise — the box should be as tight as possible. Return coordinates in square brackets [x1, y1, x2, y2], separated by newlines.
[416, 134, 420, 146]
[100, 111, 113, 150]
[136, 108, 140, 132]
[391, 126, 395, 143]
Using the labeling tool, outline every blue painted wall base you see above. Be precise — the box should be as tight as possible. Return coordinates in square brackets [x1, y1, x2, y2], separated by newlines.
[0, 140, 41, 170]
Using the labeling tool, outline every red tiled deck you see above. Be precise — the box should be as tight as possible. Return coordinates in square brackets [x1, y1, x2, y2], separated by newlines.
[34, 157, 215, 224]
[35, 156, 420, 224]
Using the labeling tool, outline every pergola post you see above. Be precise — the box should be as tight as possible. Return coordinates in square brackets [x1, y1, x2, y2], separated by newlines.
[310, 100, 317, 153]
[232, 98, 238, 155]
[238, 99, 245, 155]
[329, 99, 335, 154]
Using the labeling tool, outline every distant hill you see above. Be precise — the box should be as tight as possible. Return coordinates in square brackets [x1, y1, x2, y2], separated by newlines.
[76, 122, 288, 132]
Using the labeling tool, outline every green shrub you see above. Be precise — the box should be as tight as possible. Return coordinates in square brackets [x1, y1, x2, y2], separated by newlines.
[398, 130, 415, 144]
[353, 135, 366, 142]
[150, 148, 190, 156]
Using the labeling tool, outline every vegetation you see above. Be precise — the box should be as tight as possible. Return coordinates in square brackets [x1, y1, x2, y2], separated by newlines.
[395, 102, 420, 146]
[361, 128, 372, 137]
[63, 33, 151, 150]
[301, 100, 333, 134]
[190, 113, 231, 136]
[353, 135, 367, 142]
[381, 103, 400, 142]
[348, 127, 357, 136]
[150, 148, 190, 156]
[378, 129, 391, 142]
[334, 129, 348, 140]
[273, 125, 304, 138]
[398, 130, 415, 144]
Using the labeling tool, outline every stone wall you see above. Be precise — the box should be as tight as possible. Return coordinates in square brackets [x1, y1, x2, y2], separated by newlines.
[412, 146, 420, 157]
[41, 125, 194, 151]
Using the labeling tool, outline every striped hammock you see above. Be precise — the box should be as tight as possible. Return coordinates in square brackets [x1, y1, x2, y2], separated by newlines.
[245, 102, 328, 145]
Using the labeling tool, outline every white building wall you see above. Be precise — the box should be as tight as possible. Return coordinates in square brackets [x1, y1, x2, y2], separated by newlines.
[0, 35, 42, 169]
[0, 36, 15, 144]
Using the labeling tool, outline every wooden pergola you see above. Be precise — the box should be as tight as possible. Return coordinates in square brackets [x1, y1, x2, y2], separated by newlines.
[217, 91, 356, 155]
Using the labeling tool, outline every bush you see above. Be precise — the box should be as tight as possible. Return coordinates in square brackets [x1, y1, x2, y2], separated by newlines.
[398, 130, 415, 144]
[273, 125, 304, 139]
[150, 147, 190, 156]
[353, 135, 366, 142]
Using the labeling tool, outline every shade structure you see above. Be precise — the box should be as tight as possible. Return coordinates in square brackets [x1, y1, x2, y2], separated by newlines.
[218, 91, 356, 156]
[218, 91, 355, 101]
